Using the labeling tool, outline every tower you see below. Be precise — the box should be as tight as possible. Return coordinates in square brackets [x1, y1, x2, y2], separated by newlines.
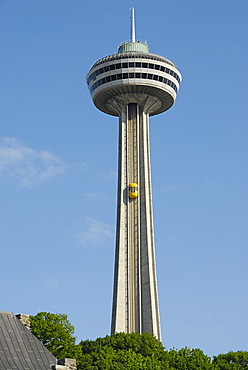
[86, 8, 181, 341]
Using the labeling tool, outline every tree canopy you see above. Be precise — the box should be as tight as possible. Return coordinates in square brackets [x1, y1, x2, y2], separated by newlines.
[79, 334, 217, 370]
[30, 311, 81, 360]
[30, 312, 248, 370]
[212, 351, 248, 370]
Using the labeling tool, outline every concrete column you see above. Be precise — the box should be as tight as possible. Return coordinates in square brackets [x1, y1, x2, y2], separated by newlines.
[139, 111, 161, 341]
[111, 107, 129, 334]
[111, 102, 161, 340]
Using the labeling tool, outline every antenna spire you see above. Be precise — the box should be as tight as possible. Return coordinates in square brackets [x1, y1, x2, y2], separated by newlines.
[131, 7, 136, 43]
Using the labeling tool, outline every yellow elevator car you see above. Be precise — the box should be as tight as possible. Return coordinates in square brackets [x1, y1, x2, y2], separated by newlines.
[129, 183, 138, 199]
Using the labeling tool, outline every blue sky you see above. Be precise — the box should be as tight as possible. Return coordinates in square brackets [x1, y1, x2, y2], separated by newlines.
[1, 0, 247, 358]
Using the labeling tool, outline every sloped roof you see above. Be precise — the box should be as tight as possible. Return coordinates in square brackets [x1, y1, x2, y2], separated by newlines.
[0, 311, 57, 370]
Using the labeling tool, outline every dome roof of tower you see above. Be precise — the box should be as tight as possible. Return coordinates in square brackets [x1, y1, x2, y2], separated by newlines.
[118, 41, 149, 54]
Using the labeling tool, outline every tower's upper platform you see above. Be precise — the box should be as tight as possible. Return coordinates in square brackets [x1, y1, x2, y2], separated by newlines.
[86, 9, 182, 117]
[118, 41, 149, 54]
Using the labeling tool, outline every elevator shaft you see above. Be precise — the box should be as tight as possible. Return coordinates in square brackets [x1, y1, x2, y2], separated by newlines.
[127, 103, 140, 333]
[111, 102, 161, 341]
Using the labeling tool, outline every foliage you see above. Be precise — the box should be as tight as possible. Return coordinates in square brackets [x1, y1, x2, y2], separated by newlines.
[79, 333, 217, 370]
[79, 334, 248, 370]
[79, 332, 165, 369]
[164, 347, 213, 370]
[80, 332, 165, 358]
[212, 351, 248, 370]
[30, 312, 81, 360]
[30, 312, 248, 370]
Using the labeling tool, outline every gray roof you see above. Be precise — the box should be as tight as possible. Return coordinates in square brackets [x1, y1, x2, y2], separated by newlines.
[0, 311, 57, 370]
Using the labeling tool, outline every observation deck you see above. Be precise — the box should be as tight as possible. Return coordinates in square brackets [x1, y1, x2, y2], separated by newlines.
[86, 44, 182, 117]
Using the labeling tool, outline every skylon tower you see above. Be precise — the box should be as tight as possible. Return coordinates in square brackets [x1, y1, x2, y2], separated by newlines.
[86, 8, 181, 341]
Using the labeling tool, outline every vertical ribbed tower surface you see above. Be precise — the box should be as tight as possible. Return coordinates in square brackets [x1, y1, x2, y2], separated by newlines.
[86, 8, 182, 341]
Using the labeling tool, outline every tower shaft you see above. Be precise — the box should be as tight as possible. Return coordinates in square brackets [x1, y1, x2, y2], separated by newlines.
[86, 8, 181, 342]
[111, 103, 161, 340]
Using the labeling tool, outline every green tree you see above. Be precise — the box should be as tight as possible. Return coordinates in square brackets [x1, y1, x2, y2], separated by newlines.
[79, 338, 164, 369]
[212, 351, 248, 370]
[79, 334, 219, 370]
[79, 332, 165, 369]
[80, 332, 165, 358]
[31, 313, 247, 370]
[163, 347, 213, 370]
[30, 312, 81, 360]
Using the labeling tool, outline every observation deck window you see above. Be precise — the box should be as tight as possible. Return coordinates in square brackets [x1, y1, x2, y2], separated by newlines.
[90, 73, 178, 93]
[89, 70, 179, 94]
[87, 62, 181, 86]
